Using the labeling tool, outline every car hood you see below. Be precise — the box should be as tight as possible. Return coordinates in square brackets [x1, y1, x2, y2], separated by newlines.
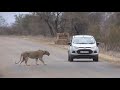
[72, 43, 96, 48]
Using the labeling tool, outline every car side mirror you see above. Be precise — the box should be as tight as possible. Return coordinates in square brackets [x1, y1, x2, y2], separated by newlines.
[68, 42, 71, 46]
[97, 42, 100, 46]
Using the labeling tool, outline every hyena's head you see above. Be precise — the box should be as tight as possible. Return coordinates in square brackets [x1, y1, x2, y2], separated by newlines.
[44, 51, 50, 56]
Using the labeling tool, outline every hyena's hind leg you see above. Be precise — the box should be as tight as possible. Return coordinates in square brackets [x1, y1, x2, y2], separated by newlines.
[20, 57, 25, 64]
[24, 57, 30, 66]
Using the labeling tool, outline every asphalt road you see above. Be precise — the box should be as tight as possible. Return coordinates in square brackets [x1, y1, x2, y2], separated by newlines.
[0, 36, 120, 78]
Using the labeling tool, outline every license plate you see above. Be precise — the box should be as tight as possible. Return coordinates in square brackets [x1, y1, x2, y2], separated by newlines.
[80, 51, 89, 53]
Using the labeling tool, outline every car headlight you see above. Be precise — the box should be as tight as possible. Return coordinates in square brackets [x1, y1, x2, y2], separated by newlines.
[73, 46, 79, 49]
[92, 46, 97, 50]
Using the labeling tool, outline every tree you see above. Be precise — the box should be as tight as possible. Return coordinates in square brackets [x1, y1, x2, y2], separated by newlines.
[0, 16, 8, 27]
[62, 12, 90, 35]
[33, 12, 63, 36]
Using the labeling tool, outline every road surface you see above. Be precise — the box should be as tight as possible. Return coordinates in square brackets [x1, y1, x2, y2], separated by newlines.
[0, 36, 120, 78]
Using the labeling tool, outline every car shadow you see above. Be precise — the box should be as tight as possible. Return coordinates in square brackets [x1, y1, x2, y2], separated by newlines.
[73, 61, 94, 62]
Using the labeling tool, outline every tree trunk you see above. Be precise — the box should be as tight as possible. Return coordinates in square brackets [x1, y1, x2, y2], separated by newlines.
[45, 21, 55, 36]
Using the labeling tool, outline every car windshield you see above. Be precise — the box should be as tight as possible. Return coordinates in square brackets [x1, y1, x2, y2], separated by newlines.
[72, 37, 95, 44]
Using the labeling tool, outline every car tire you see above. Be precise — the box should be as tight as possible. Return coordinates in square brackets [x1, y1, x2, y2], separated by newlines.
[68, 55, 73, 62]
[93, 55, 98, 62]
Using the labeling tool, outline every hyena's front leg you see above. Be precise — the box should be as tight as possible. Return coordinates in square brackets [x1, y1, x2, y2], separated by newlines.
[36, 58, 39, 65]
[39, 57, 46, 65]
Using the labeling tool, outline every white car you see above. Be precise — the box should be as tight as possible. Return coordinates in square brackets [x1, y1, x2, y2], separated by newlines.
[68, 35, 99, 62]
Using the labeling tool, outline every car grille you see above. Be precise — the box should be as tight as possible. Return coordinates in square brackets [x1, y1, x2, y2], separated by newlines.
[77, 49, 93, 54]
[79, 47, 91, 48]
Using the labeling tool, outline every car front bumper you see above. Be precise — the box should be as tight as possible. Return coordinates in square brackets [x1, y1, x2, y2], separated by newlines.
[70, 54, 98, 59]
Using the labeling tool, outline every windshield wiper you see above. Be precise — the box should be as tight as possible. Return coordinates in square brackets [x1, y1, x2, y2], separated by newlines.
[75, 42, 94, 44]
[75, 43, 87, 44]
[88, 43, 94, 44]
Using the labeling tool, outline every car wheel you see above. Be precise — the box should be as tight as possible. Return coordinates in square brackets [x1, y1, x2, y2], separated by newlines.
[68, 55, 73, 62]
[93, 55, 98, 62]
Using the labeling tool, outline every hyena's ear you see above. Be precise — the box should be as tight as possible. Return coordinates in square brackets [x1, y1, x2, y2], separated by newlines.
[44, 51, 49, 53]
[42, 50, 46, 54]
[45, 51, 50, 56]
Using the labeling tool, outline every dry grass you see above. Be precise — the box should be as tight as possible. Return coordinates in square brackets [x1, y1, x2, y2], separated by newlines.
[55, 39, 68, 45]
[99, 53, 120, 62]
